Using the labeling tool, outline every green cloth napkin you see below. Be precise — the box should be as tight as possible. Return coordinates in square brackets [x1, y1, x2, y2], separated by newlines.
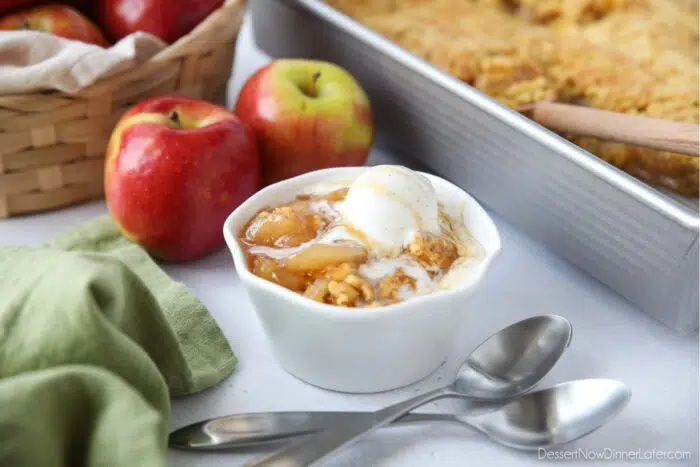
[0, 216, 237, 467]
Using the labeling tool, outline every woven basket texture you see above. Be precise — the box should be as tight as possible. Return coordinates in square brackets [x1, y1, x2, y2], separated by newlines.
[0, 0, 245, 218]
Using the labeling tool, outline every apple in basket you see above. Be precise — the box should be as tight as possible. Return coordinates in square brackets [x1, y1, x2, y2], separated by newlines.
[0, 0, 40, 16]
[104, 96, 261, 262]
[98, 0, 224, 44]
[0, 4, 110, 47]
[234, 59, 374, 186]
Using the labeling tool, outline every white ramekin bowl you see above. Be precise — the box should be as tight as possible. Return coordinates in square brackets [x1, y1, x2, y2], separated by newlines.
[223, 167, 501, 393]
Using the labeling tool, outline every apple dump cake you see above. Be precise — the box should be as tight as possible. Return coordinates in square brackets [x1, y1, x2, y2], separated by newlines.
[239, 165, 484, 307]
[324, 0, 699, 197]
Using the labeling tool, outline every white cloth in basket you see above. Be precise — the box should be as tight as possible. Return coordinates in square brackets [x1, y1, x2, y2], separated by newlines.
[0, 30, 168, 95]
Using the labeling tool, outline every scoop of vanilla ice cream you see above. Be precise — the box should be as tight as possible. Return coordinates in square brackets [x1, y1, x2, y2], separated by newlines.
[340, 165, 440, 253]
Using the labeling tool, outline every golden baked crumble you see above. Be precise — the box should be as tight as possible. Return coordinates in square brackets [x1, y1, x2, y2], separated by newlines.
[328, 280, 361, 306]
[378, 268, 418, 302]
[325, 262, 358, 281]
[325, 0, 699, 196]
[408, 232, 459, 271]
[344, 273, 375, 301]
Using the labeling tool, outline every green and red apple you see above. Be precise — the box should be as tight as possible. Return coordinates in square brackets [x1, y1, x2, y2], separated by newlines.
[0, 4, 109, 47]
[234, 59, 374, 185]
[105, 96, 261, 262]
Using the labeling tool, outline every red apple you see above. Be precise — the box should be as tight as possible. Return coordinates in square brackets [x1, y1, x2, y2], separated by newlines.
[105, 96, 261, 262]
[67, 0, 96, 16]
[0, 0, 41, 16]
[98, 0, 223, 44]
[0, 1, 94, 18]
[234, 59, 374, 186]
[0, 4, 109, 47]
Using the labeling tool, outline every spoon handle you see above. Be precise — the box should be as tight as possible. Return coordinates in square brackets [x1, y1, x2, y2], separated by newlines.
[522, 102, 700, 156]
[169, 411, 457, 450]
[243, 387, 451, 466]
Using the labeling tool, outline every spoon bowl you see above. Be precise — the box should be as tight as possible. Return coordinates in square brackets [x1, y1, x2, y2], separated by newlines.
[466, 378, 631, 449]
[453, 314, 573, 399]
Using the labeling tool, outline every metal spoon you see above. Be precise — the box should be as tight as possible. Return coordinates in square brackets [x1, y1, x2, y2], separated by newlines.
[169, 378, 630, 451]
[243, 314, 573, 467]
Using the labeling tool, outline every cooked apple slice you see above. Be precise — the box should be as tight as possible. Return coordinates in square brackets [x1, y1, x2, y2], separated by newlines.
[252, 256, 308, 292]
[245, 205, 324, 248]
[283, 243, 368, 272]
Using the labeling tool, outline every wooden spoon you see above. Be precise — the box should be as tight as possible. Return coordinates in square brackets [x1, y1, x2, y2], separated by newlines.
[519, 102, 699, 157]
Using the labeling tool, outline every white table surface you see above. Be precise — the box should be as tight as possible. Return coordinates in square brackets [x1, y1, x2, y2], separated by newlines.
[2, 14, 698, 467]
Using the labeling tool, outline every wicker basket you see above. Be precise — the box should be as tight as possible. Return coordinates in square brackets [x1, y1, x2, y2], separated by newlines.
[0, 0, 246, 218]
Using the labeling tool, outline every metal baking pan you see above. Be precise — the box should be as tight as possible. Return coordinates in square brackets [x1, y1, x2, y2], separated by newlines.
[249, 0, 699, 334]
